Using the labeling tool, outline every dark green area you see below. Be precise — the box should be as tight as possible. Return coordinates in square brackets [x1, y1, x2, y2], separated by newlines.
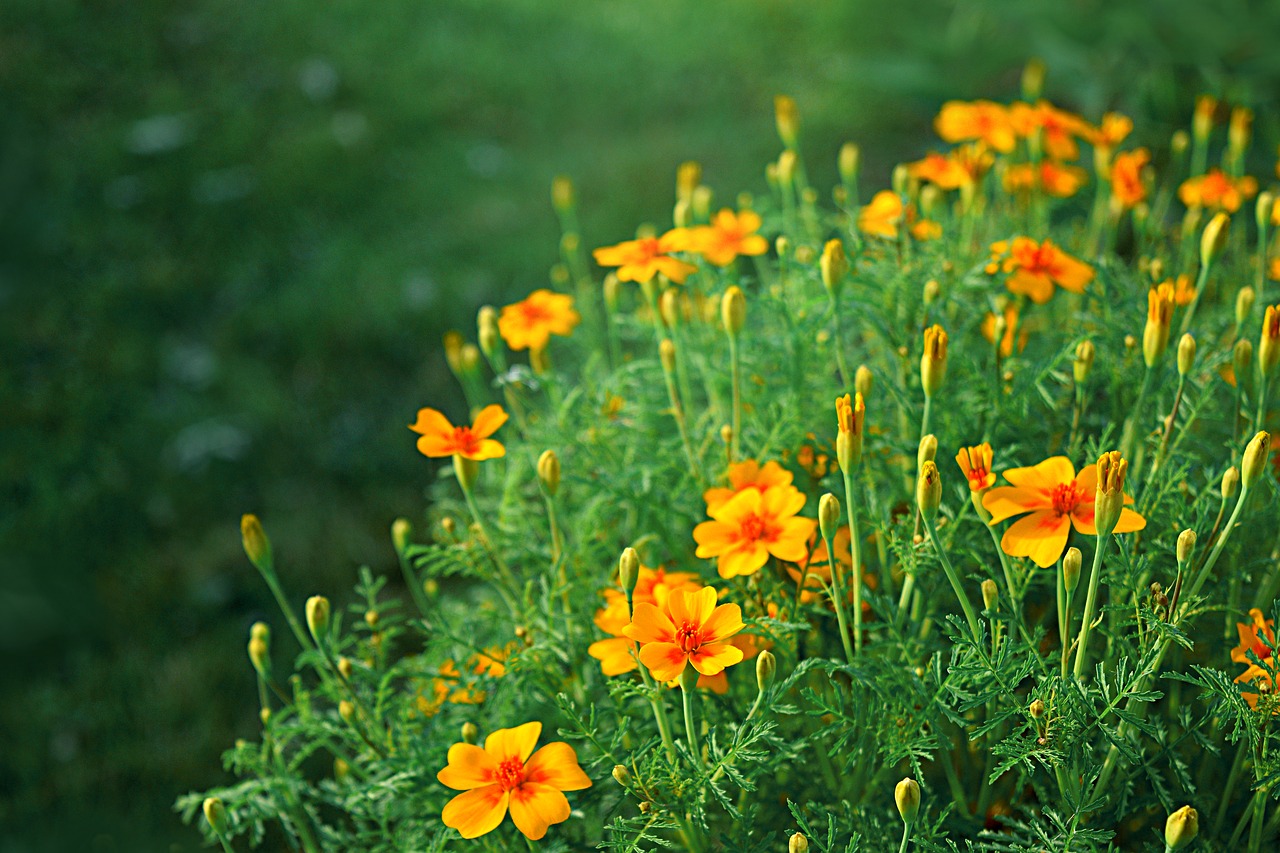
[2, 0, 1278, 847]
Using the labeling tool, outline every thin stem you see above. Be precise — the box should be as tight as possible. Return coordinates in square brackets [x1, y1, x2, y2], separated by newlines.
[898, 820, 913, 853]
[626, 588, 679, 763]
[255, 566, 312, 652]
[842, 468, 864, 654]
[681, 681, 702, 766]
[729, 336, 742, 460]
[1073, 533, 1110, 681]
[459, 481, 520, 612]
[922, 514, 981, 643]
[825, 526, 857, 665]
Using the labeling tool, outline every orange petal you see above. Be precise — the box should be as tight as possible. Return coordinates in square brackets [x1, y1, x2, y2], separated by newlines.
[587, 637, 638, 676]
[712, 487, 761, 523]
[1004, 457, 1076, 489]
[508, 783, 571, 840]
[441, 785, 509, 839]
[1073, 463, 1098, 494]
[693, 519, 737, 555]
[1001, 510, 1071, 568]
[623, 602, 675, 644]
[471, 405, 509, 439]
[638, 642, 687, 682]
[484, 721, 541, 764]
[416, 433, 457, 458]
[716, 542, 769, 578]
[437, 743, 498, 790]
[670, 587, 717, 629]
[760, 484, 806, 517]
[1112, 507, 1147, 534]
[700, 603, 745, 643]
[982, 486, 1048, 524]
[409, 407, 453, 436]
[524, 742, 592, 791]
[689, 642, 744, 676]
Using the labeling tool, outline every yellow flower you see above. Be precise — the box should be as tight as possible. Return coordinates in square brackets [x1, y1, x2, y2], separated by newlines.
[622, 586, 745, 682]
[858, 191, 938, 240]
[1010, 100, 1090, 161]
[1002, 161, 1087, 198]
[1110, 148, 1150, 209]
[693, 485, 817, 579]
[1179, 169, 1258, 213]
[497, 289, 579, 351]
[955, 443, 996, 492]
[587, 566, 701, 676]
[981, 306, 1028, 356]
[934, 100, 1016, 153]
[689, 209, 769, 266]
[703, 459, 796, 514]
[1233, 608, 1280, 711]
[987, 237, 1094, 304]
[409, 404, 507, 461]
[592, 230, 697, 284]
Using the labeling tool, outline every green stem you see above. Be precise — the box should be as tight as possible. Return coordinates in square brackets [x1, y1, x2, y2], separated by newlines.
[825, 526, 857, 665]
[1073, 533, 1110, 681]
[729, 336, 742, 460]
[922, 514, 981, 643]
[681, 681, 702, 766]
[842, 468, 864, 654]
[898, 820, 912, 853]
[459, 481, 520, 612]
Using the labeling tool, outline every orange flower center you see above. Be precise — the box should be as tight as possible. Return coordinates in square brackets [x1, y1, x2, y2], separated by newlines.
[451, 426, 479, 452]
[675, 621, 704, 653]
[495, 757, 525, 791]
[738, 512, 772, 543]
[966, 466, 989, 490]
[519, 302, 552, 323]
[1050, 482, 1083, 517]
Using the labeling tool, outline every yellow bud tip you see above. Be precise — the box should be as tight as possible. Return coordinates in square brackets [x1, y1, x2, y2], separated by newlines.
[917, 461, 942, 521]
[818, 493, 841, 542]
[1200, 212, 1230, 268]
[895, 777, 921, 823]
[537, 449, 561, 496]
[339, 700, 355, 722]
[305, 595, 331, 645]
[1094, 451, 1130, 536]
[1176, 529, 1196, 565]
[1261, 305, 1280, 376]
[203, 797, 228, 835]
[619, 548, 641, 594]
[391, 518, 411, 554]
[1242, 431, 1271, 490]
[820, 239, 848, 296]
[1165, 805, 1199, 850]
[1063, 547, 1082, 594]
[855, 365, 873, 398]
[774, 95, 800, 148]
[722, 286, 747, 337]
[917, 434, 938, 468]
[789, 833, 810, 853]
[1029, 698, 1045, 718]
[756, 649, 777, 692]
[981, 579, 998, 610]
[1177, 334, 1196, 376]
[240, 514, 272, 571]
[461, 722, 479, 744]
[1222, 466, 1241, 500]
[612, 764, 632, 787]
[920, 325, 948, 397]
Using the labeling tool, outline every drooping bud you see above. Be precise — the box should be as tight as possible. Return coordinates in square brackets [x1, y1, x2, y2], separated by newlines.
[820, 238, 848, 298]
[203, 797, 228, 836]
[1177, 334, 1196, 377]
[1164, 805, 1199, 850]
[1260, 305, 1280, 377]
[619, 547, 641, 595]
[722, 286, 746, 338]
[1237, 287, 1256, 329]
[916, 461, 942, 521]
[835, 393, 865, 472]
[920, 325, 948, 397]
[1177, 529, 1196, 566]
[917, 434, 937, 469]
[461, 722, 479, 744]
[1073, 340, 1095, 385]
[1242, 431, 1271, 490]
[1144, 286, 1173, 368]
[818, 494, 841, 543]
[855, 365, 873, 398]
[774, 95, 799, 149]
[1222, 466, 1241, 500]
[1200, 212, 1230, 269]
[756, 649, 777, 692]
[305, 596, 331, 646]
[477, 306, 501, 363]
[1094, 451, 1130, 537]
[612, 764, 632, 788]
[981, 579, 998, 611]
[537, 450, 560, 496]
[241, 514, 273, 574]
[895, 777, 921, 824]
[1063, 547, 1082, 594]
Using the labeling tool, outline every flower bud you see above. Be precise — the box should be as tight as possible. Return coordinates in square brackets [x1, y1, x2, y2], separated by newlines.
[819, 494, 841, 543]
[838, 143, 860, 186]
[820, 239, 848, 298]
[339, 700, 355, 722]
[603, 273, 621, 312]
[391, 518, 411, 555]
[459, 344, 481, 376]
[241, 514, 273, 573]
[203, 797, 228, 836]
[676, 161, 701, 204]
[790, 834, 810, 853]
[756, 649, 777, 692]
[1242, 430, 1271, 490]
[537, 450, 560, 496]
[337, 656, 353, 679]
[981, 579, 998, 611]
[247, 624, 271, 677]
[920, 325, 948, 397]
[1063, 547, 1082, 594]
[1029, 698, 1045, 719]
[774, 95, 799, 149]
[1165, 805, 1199, 850]
[443, 330, 465, 376]
[720, 424, 733, 447]
[922, 279, 940, 306]
[777, 151, 797, 188]
[461, 722, 479, 744]
[1229, 106, 1253, 155]
[334, 757, 350, 781]
[895, 777, 921, 823]
[305, 595, 330, 646]
[1193, 94, 1216, 142]
[612, 764, 632, 787]
[619, 547, 641, 594]
[1234, 339, 1254, 388]
[722, 286, 746, 337]
[477, 306, 501, 363]
[453, 453, 479, 492]
[1177, 529, 1196, 566]
[835, 393, 865, 472]
[551, 175, 575, 215]
[658, 338, 677, 374]
[1021, 58, 1046, 101]
[1258, 192, 1275, 233]
[1222, 466, 1241, 500]
[691, 185, 713, 222]
[855, 365, 873, 398]
[917, 461, 942, 521]
[1200, 212, 1229, 269]
[1171, 129, 1190, 157]
[1144, 286, 1173, 367]
[917, 434, 937, 469]
[1073, 340, 1095, 385]
[660, 287, 681, 328]
[1094, 451, 1130, 537]
[1260, 305, 1280, 377]
[1237, 287, 1256, 329]
[891, 164, 909, 198]
[1177, 334, 1196, 377]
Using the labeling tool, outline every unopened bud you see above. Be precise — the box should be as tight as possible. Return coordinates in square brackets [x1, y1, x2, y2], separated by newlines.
[1177, 334, 1196, 377]
[461, 722, 479, 744]
[1222, 466, 1240, 500]
[838, 143, 860, 186]
[659, 338, 677, 373]
[895, 777, 921, 823]
[338, 656, 353, 679]
[722, 286, 746, 337]
[391, 518, 411, 554]
[720, 424, 733, 447]
[1171, 129, 1190, 158]
[1260, 305, 1280, 376]
[338, 700, 355, 722]
[537, 450, 561, 496]
[1165, 805, 1199, 850]
[1177, 529, 1196, 565]
[920, 325, 948, 397]
[334, 757, 350, 781]
[612, 764, 632, 787]
[1238, 287, 1256, 328]
[820, 239, 848, 298]
[1063, 547, 1082, 594]
[855, 365, 873, 398]
[1200, 212, 1229, 269]
[774, 95, 800, 149]
[459, 344, 481, 376]
[756, 649, 777, 692]
[1234, 339, 1254, 387]
[917, 434, 938, 468]
[660, 287, 681, 328]
[551, 175, 575, 214]
[1030, 698, 1045, 719]
[777, 151, 797, 187]
[1094, 451, 1130, 537]
[790, 833, 810, 853]
[203, 797, 228, 835]
[603, 273, 621, 312]
[818, 494, 841, 542]
[240, 514, 273, 573]
[619, 548, 641, 594]
[1259, 192, 1276, 233]
[1242, 431, 1271, 490]
[452, 454, 479, 492]
[923, 279, 940, 306]
[1021, 58, 1046, 101]
[981, 579, 998, 611]
[477, 306, 501, 362]
[306, 596, 330, 646]
[248, 629, 271, 678]
[891, 164, 909, 197]
[917, 461, 942, 521]
[639, 801, 652, 814]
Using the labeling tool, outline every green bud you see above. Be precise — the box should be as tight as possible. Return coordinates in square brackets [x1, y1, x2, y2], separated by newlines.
[461, 722, 479, 744]
[1177, 334, 1196, 377]
[1164, 805, 1199, 850]
[203, 797, 228, 836]
[756, 649, 777, 692]
[818, 493, 841, 543]
[612, 764, 632, 787]
[981, 579, 998, 611]
[916, 461, 942, 521]
[1063, 547, 1082, 594]
[1242, 431, 1271, 491]
[1177, 529, 1196, 566]
[619, 548, 641, 594]
[305, 596, 330, 646]
[895, 777, 921, 824]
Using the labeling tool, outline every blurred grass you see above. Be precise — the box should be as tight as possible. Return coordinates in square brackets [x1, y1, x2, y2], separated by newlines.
[3, 0, 1280, 848]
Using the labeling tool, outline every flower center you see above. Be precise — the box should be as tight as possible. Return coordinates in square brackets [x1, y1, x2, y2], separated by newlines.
[676, 620, 702, 653]
[520, 303, 552, 323]
[495, 757, 525, 791]
[967, 466, 989, 490]
[452, 426, 477, 451]
[1050, 482, 1082, 516]
[738, 512, 768, 542]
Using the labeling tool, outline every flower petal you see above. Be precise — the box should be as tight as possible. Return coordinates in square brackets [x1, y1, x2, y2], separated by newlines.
[437, 743, 498, 790]
[717, 542, 769, 578]
[1003, 457, 1075, 489]
[638, 642, 688, 683]
[409, 408, 453, 436]
[689, 642, 744, 676]
[524, 742, 592, 791]
[484, 722, 541, 763]
[669, 587, 717, 629]
[700, 602, 745, 643]
[1001, 509, 1071, 568]
[623, 602, 676, 644]
[470, 405, 509, 439]
[441, 785, 509, 839]
[508, 783, 571, 841]
[982, 486, 1048, 524]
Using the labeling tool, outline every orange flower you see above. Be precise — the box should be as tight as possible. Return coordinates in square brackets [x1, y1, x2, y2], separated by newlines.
[437, 722, 591, 840]
[1087, 112, 1134, 151]
[410, 404, 507, 460]
[981, 306, 1028, 356]
[982, 456, 1145, 567]
[987, 237, 1094, 304]
[935, 100, 1016, 153]
[858, 191, 939, 241]
[497, 290, 579, 351]
[956, 443, 996, 492]
[587, 566, 701, 676]
[703, 459, 796, 513]
[693, 485, 818, 578]
[906, 152, 972, 190]
[1010, 101, 1089, 161]
[1179, 169, 1258, 213]
[417, 659, 486, 716]
[623, 586, 745, 682]
[593, 230, 697, 284]
[1002, 161, 1087, 198]
[689, 209, 769, 266]
[1233, 608, 1279, 710]
[1110, 149, 1150, 209]
[473, 643, 518, 678]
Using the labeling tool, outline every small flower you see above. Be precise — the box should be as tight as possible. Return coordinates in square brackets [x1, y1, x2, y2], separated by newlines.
[905, 152, 973, 190]
[703, 459, 797, 514]
[593, 230, 697, 284]
[689, 209, 769, 266]
[473, 643, 518, 678]
[623, 586, 745, 682]
[982, 456, 1146, 568]
[935, 100, 1016, 153]
[1086, 112, 1133, 151]
[1179, 168, 1258, 213]
[437, 721, 591, 840]
[1232, 608, 1280, 711]
[587, 566, 702, 676]
[988, 237, 1094, 304]
[409, 405, 508, 461]
[857, 191, 939, 241]
[1110, 148, 1150, 209]
[1002, 161, 1086, 198]
[497, 290, 580, 352]
[981, 306, 1028, 356]
[1010, 100, 1089, 161]
[693, 485, 818, 578]
[956, 443, 996, 492]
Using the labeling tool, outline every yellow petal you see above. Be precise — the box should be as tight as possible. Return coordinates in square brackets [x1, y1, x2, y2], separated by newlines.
[484, 721, 541, 764]
[441, 785, 509, 839]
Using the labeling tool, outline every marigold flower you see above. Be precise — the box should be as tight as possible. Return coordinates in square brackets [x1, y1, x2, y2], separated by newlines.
[622, 586, 745, 682]
[1110, 148, 1150, 209]
[693, 485, 817, 579]
[592, 230, 697, 284]
[835, 392, 865, 471]
[418, 659, 486, 716]
[704, 459, 796, 514]
[587, 566, 701, 676]
[409, 404, 507, 461]
[906, 152, 972, 190]
[981, 306, 1028, 356]
[1179, 169, 1258, 213]
[1144, 284, 1175, 367]
[1010, 100, 1089, 161]
[1002, 161, 1086, 198]
[437, 721, 591, 839]
[1232, 608, 1280, 711]
[935, 100, 1016, 153]
[1087, 112, 1133, 151]
[858, 190, 904, 239]
[784, 527, 879, 608]
[497, 290, 579, 352]
[988, 237, 1094, 304]
[956, 443, 996, 492]
[689, 209, 769, 266]
[982, 456, 1146, 567]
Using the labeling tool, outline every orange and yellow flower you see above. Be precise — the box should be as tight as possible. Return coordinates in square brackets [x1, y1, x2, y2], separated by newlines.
[1010, 100, 1089, 161]
[1179, 169, 1258, 213]
[986, 237, 1094, 304]
[935, 100, 1016, 153]
[1110, 149, 1150, 209]
[437, 722, 591, 840]
[858, 191, 939, 241]
[622, 586, 745, 682]
[417, 659, 486, 716]
[982, 456, 1146, 567]
[1087, 112, 1134, 152]
[593, 230, 697, 284]
[587, 566, 701, 676]
[410, 404, 507, 461]
[688, 209, 769, 266]
[956, 443, 996, 493]
[693, 485, 818, 578]
[497, 290, 579, 351]
[981, 306, 1028, 356]
[906, 152, 973, 190]
[1233, 608, 1280, 711]
[703, 459, 796, 513]
[1002, 161, 1087, 198]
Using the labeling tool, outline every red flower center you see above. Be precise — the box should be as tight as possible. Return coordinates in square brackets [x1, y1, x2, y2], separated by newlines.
[676, 621, 703, 653]
[738, 513, 769, 542]
[1050, 482, 1083, 517]
[451, 426, 478, 452]
[967, 467, 989, 490]
[519, 302, 552, 323]
[495, 757, 525, 791]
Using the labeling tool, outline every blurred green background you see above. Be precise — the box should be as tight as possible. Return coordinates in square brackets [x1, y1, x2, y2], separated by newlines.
[3, 0, 1279, 848]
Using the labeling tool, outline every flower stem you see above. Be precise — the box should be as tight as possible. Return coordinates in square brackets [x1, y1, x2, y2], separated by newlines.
[922, 514, 981, 643]
[1072, 533, 1110, 680]
[824, 525, 857, 665]
[842, 468, 864, 654]
[681, 680, 702, 766]
[898, 820, 913, 853]
[729, 336, 742, 460]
